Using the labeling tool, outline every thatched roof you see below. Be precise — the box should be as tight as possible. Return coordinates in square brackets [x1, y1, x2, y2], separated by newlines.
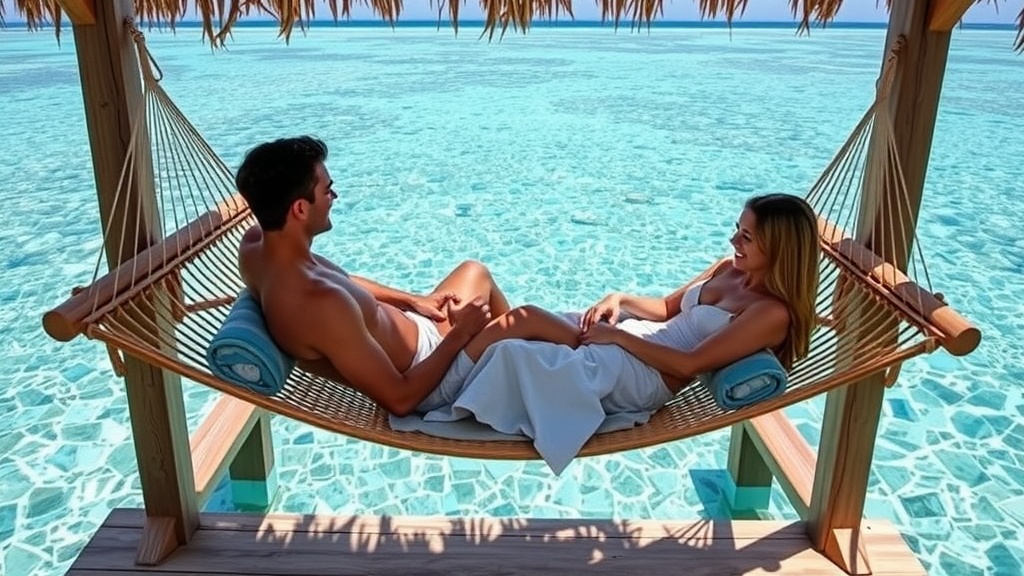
[3, 0, 1023, 51]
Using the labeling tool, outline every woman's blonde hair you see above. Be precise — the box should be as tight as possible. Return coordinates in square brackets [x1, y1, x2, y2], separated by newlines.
[745, 194, 820, 369]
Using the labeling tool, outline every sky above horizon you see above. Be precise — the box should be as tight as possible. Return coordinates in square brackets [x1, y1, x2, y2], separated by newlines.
[0, 1, 1020, 25]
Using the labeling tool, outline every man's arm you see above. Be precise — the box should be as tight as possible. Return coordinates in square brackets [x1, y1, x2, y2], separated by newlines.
[308, 288, 488, 416]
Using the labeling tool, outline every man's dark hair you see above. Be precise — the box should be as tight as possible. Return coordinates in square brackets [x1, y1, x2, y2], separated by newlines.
[235, 136, 329, 231]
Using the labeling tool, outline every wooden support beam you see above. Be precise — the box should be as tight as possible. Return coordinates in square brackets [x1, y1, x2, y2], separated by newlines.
[808, 374, 885, 575]
[878, 0, 956, 270]
[744, 412, 817, 520]
[69, 0, 198, 561]
[928, 0, 974, 31]
[727, 424, 773, 517]
[810, 2, 958, 573]
[728, 411, 818, 520]
[189, 396, 262, 507]
[728, 424, 773, 485]
[808, 248, 898, 574]
[229, 412, 275, 480]
[229, 411, 277, 510]
[57, 0, 97, 25]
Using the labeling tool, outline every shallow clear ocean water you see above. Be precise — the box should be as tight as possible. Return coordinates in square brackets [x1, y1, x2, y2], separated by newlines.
[1, 23, 1022, 575]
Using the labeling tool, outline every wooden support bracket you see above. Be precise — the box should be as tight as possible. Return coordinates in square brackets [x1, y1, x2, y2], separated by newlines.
[823, 527, 873, 575]
[135, 515, 180, 566]
[744, 412, 817, 519]
[927, 0, 975, 31]
[190, 396, 261, 507]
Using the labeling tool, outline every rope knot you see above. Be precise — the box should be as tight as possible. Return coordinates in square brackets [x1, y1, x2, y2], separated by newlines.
[875, 34, 907, 102]
[122, 17, 164, 83]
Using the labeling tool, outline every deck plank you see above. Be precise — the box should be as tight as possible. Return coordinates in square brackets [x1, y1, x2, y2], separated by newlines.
[68, 509, 926, 575]
[103, 508, 816, 539]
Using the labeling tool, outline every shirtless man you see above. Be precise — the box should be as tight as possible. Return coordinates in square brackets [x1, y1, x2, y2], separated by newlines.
[235, 136, 511, 416]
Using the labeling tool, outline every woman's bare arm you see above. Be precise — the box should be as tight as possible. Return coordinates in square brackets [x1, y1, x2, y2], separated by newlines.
[581, 257, 732, 330]
[581, 298, 790, 379]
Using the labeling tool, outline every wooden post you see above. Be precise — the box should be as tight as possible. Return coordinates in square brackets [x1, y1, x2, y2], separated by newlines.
[808, 1, 963, 573]
[726, 423, 773, 518]
[68, 0, 198, 564]
[808, 373, 885, 574]
[229, 412, 277, 511]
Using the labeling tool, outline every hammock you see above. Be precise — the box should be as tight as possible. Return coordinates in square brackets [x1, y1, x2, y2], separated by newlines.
[42, 32, 979, 461]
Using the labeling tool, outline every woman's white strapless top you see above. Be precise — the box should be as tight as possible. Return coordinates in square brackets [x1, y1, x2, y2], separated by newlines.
[616, 280, 732, 352]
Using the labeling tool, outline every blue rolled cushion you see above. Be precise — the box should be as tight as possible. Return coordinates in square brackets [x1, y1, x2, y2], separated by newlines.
[700, 350, 788, 411]
[206, 290, 295, 395]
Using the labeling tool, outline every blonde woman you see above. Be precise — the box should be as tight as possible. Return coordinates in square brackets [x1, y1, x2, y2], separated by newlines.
[414, 193, 821, 413]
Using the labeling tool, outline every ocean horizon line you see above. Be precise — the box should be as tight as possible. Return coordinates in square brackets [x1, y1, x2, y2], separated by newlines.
[0, 19, 1017, 32]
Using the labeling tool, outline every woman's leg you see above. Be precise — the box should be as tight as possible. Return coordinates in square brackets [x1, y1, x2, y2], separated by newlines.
[429, 260, 512, 335]
[463, 305, 580, 361]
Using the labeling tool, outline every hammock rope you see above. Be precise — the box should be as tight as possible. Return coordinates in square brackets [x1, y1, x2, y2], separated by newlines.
[43, 25, 980, 460]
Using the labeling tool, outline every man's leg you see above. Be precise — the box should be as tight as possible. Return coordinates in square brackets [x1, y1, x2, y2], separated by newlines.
[430, 260, 511, 334]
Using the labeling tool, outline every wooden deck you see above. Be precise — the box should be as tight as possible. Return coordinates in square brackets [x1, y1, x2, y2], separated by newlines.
[67, 508, 926, 575]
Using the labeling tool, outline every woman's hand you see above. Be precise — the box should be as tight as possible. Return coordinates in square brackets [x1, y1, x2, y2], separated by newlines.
[409, 292, 459, 322]
[581, 293, 622, 332]
[579, 322, 625, 346]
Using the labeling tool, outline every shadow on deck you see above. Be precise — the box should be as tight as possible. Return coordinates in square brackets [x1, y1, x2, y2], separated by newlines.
[66, 508, 926, 575]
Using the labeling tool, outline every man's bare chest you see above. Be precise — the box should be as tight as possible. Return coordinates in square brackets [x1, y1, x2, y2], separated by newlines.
[318, 269, 381, 324]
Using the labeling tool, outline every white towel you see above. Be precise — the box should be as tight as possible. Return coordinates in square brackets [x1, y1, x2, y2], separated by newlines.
[391, 339, 670, 475]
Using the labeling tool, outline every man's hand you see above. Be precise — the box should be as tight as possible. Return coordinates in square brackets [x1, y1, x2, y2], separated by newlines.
[579, 322, 624, 346]
[408, 292, 460, 322]
[581, 293, 622, 332]
[446, 296, 492, 342]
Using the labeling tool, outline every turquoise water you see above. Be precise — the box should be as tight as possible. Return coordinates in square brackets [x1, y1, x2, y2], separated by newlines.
[1, 23, 1023, 575]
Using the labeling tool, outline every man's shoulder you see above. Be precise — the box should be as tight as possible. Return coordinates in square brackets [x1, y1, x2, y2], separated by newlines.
[240, 224, 263, 245]
[312, 253, 350, 278]
[264, 274, 353, 315]
[270, 274, 367, 333]
[260, 279, 357, 360]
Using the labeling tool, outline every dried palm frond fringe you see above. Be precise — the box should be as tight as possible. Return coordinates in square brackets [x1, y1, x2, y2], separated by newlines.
[3, 0, 1023, 51]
